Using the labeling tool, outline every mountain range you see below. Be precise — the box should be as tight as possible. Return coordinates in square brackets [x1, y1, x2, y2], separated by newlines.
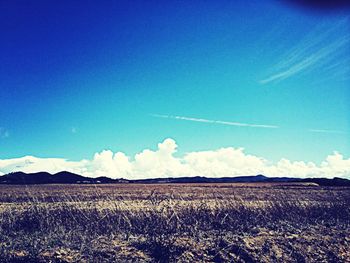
[0, 171, 350, 186]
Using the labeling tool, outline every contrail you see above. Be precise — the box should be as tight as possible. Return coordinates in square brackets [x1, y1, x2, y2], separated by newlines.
[151, 114, 279, 129]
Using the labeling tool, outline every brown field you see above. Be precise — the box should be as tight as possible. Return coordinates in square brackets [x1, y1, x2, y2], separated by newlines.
[0, 183, 349, 262]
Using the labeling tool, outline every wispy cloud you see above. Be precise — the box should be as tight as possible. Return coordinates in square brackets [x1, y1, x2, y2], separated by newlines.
[0, 128, 9, 139]
[151, 114, 348, 135]
[260, 37, 349, 84]
[260, 19, 350, 84]
[151, 114, 279, 129]
[308, 129, 347, 134]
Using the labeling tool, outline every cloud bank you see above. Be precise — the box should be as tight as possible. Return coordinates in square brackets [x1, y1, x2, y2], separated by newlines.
[1, 138, 349, 179]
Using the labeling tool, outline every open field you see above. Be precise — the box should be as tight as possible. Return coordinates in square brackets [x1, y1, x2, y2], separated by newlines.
[0, 183, 349, 262]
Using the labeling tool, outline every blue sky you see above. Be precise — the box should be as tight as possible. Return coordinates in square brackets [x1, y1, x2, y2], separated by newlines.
[0, 0, 349, 165]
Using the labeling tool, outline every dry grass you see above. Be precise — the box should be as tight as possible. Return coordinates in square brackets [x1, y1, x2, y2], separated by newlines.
[0, 183, 349, 262]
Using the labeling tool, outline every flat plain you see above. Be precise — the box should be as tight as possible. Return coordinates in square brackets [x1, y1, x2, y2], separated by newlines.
[0, 183, 349, 262]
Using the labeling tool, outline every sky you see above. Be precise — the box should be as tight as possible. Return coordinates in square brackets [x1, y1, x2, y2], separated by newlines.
[0, 0, 349, 178]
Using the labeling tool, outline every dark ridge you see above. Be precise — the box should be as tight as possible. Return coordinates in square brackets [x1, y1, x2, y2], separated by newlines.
[0, 172, 349, 186]
[0, 171, 97, 184]
[300, 177, 350, 187]
[131, 175, 270, 184]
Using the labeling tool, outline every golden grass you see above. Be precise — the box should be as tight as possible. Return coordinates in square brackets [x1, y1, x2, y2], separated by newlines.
[0, 183, 349, 262]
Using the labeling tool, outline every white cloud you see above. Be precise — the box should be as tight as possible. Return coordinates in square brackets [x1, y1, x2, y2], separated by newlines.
[183, 147, 266, 177]
[0, 138, 349, 179]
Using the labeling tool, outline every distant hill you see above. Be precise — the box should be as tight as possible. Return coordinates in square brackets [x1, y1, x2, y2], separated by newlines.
[131, 174, 272, 184]
[0, 171, 122, 184]
[0, 171, 349, 186]
[130, 175, 350, 186]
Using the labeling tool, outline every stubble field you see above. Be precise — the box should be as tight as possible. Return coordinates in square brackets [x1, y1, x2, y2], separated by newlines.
[0, 183, 349, 262]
